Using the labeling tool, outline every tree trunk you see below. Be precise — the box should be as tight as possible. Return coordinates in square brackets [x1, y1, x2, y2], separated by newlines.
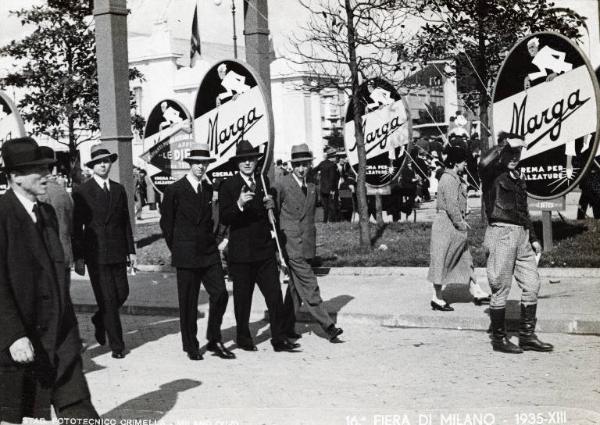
[345, 0, 370, 249]
[477, 0, 490, 151]
[68, 117, 83, 186]
[375, 194, 383, 227]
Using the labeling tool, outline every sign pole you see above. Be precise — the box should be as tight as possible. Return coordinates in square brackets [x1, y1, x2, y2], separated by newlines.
[93, 0, 135, 229]
[542, 210, 553, 251]
[375, 193, 383, 226]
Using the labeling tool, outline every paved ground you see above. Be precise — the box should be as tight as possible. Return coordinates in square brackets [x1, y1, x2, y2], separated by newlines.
[70, 267, 600, 334]
[78, 313, 600, 425]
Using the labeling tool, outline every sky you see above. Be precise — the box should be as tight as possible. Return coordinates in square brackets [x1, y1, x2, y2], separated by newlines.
[1, 0, 599, 72]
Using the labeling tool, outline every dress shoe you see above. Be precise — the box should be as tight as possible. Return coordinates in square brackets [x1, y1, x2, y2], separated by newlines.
[187, 350, 203, 360]
[326, 325, 343, 341]
[237, 343, 258, 352]
[207, 341, 236, 359]
[111, 351, 125, 359]
[91, 314, 106, 346]
[430, 300, 454, 311]
[285, 331, 302, 339]
[273, 340, 301, 352]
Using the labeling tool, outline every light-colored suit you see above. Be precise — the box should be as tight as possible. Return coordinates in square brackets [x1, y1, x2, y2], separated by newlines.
[275, 173, 317, 260]
[274, 173, 334, 332]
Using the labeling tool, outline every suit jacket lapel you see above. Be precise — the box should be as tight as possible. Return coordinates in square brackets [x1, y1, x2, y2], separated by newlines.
[302, 182, 316, 219]
[105, 180, 116, 223]
[182, 177, 203, 223]
[5, 190, 54, 275]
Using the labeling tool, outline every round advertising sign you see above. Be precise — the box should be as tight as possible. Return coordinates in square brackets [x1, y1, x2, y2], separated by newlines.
[0, 91, 26, 145]
[0, 91, 26, 190]
[193, 59, 273, 182]
[140, 99, 194, 194]
[492, 32, 600, 199]
[344, 78, 411, 188]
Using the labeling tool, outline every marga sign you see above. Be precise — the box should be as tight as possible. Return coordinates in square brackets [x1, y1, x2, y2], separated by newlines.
[0, 91, 26, 190]
[344, 78, 411, 188]
[140, 99, 193, 194]
[492, 32, 600, 199]
[193, 59, 273, 181]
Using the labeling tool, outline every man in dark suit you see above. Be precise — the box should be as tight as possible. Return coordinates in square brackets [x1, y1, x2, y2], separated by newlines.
[37, 147, 74, 291]
[274, 144, 343, 342]
[219, 140, 300, 352]
[72, 144, 135, 359]
[313, 152, 340, 222]
[160, 144, 235, 361]
[0, 137, 98, 423]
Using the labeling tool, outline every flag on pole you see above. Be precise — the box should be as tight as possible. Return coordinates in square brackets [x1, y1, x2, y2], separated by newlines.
[190, 4, 201, 66]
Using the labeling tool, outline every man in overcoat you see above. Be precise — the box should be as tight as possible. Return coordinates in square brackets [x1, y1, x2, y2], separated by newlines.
[160, 144, 235, 361]
[0, 137, 97, 423]
[72, 144, 136, 359]
[37, 147, 74, 291]
[274, 144, 343, 342]
[219, 140, 300, 352]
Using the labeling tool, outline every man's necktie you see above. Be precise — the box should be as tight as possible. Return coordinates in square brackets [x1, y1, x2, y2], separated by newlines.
[197, 182, 202, 194]
[32, 203, 43, 234]
[301, 182, 307, 197]
[248, 176, 256, 193]
[103, 182, 110, 204]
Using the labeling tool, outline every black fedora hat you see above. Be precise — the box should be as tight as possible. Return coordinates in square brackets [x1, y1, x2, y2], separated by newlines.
[229, 140, 263, 161]
[1, 137, 57, 171]
[85, 144, 118, 168]
[184, 143, 216, 163]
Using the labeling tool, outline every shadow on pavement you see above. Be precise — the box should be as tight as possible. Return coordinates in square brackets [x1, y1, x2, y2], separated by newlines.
[322, 294, 354, 315]
[442, 283, 474, 304]
[101, 378, 201, 420]
[218, 317, 271, 351]
[82, 316, 182, 374]
[294, 294, 354, 341]
[136, 232, 164, 249]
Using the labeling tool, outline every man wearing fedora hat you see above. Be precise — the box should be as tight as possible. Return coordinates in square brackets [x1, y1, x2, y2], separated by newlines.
[274, 144, 343, 342]
[160, 144, 234, 361]
[219, 140, 299, 352]
[0, 137, 98, 423]
[72, 144, 136, 359]
[313, 149, 340, 223]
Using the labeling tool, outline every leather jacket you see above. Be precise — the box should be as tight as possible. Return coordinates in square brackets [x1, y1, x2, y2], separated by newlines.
[479, 146, 538, 243]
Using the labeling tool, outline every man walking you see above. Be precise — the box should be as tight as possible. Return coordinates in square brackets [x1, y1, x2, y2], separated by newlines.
[0, 137, 98, 423]
[37, 147, 74, 291]
[72, 144, 136, 359]
[160, 144, 235, 361]
[275, 144, 343, 342]
[219, 140, 299, 352]
[313, 151, 340, 222]
[479, 132, 553, 354]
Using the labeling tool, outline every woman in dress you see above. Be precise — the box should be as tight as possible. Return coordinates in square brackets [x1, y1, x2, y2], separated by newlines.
[427, 147, 490, 311]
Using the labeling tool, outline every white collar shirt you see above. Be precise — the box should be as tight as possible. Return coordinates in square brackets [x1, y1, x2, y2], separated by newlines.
[93, 174, 110, 191]
[186, 173, 202, 193]
[14, 190, 38, 223]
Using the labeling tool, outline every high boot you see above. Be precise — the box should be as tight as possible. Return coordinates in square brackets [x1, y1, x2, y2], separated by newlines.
[490, 308, 522, 354]
[519, 304, 554, 352]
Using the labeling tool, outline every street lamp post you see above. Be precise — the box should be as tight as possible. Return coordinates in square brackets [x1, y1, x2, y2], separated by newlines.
[214, 0, 238, 59]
